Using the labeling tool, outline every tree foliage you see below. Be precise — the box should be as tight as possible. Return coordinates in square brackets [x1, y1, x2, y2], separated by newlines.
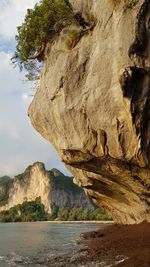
[0, 200, 111, 223]
[12, 0, 74, 80]
[50, 207, 111, 221]
[0, 197, 47, 222]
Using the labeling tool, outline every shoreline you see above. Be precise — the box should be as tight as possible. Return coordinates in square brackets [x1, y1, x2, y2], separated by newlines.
[46, 220, 113, 224]
[45, 221, 150, 267]
[0, 220, 149, 266]
[0, 220, 113, 224]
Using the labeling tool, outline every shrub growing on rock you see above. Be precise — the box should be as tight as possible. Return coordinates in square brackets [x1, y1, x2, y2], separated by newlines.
[12, 0, 74, 80]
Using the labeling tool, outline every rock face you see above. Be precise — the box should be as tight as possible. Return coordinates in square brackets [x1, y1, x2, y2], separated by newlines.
[0, 162, 93, 213]
[28, 0, 150, 224]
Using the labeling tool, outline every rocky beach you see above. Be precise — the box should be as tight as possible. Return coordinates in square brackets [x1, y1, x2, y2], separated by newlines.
[45, 222, 150, 267]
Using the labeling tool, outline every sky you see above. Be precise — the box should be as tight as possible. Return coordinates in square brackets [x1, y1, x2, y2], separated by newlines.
[0, 0, 70, 177]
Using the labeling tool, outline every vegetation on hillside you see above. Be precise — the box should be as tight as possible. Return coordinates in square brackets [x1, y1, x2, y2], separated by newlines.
[50, 173, 83, 194]
[50, 207, 111, 221]
[0, 198, 111, 222]
[0, 178, 13, 207]
[0, 197, 47, 222]
[12, 0, 74, 80]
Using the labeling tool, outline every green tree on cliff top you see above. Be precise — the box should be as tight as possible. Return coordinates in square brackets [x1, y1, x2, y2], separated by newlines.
[11, 0, 74, 80]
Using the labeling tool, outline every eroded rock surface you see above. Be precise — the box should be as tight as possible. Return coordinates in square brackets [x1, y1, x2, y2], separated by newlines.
[29, 0, 150, 224]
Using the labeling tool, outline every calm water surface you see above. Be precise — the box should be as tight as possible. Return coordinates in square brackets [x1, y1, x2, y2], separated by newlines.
[0, 222, 102, 267]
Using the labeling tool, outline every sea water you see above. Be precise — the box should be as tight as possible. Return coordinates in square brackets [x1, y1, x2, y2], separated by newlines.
[0, 222, 102, 267]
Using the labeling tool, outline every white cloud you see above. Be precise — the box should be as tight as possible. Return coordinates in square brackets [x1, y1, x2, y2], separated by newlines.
[0, 2, 70, 177]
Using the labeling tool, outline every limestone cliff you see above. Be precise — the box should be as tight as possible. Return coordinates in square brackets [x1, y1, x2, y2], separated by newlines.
[0, 162, 93, 213]
[28, 0, 150, 224]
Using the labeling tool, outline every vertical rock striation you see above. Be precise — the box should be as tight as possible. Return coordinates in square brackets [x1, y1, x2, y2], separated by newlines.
[28, 0, 150, 224]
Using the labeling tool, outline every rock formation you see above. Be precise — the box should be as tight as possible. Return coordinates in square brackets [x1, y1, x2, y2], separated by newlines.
[28, 0, 150, 224]
[0, 162, 93, 213]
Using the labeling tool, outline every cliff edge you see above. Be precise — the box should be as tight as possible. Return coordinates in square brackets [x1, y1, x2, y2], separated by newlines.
[28, 0, 150, 224]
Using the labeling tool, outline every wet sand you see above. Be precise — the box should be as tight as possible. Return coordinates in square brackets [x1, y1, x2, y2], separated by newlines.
[46, 221, 150, 267]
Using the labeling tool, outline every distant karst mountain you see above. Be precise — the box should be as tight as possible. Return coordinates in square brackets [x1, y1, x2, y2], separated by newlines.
[0, 162, 94, 214]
